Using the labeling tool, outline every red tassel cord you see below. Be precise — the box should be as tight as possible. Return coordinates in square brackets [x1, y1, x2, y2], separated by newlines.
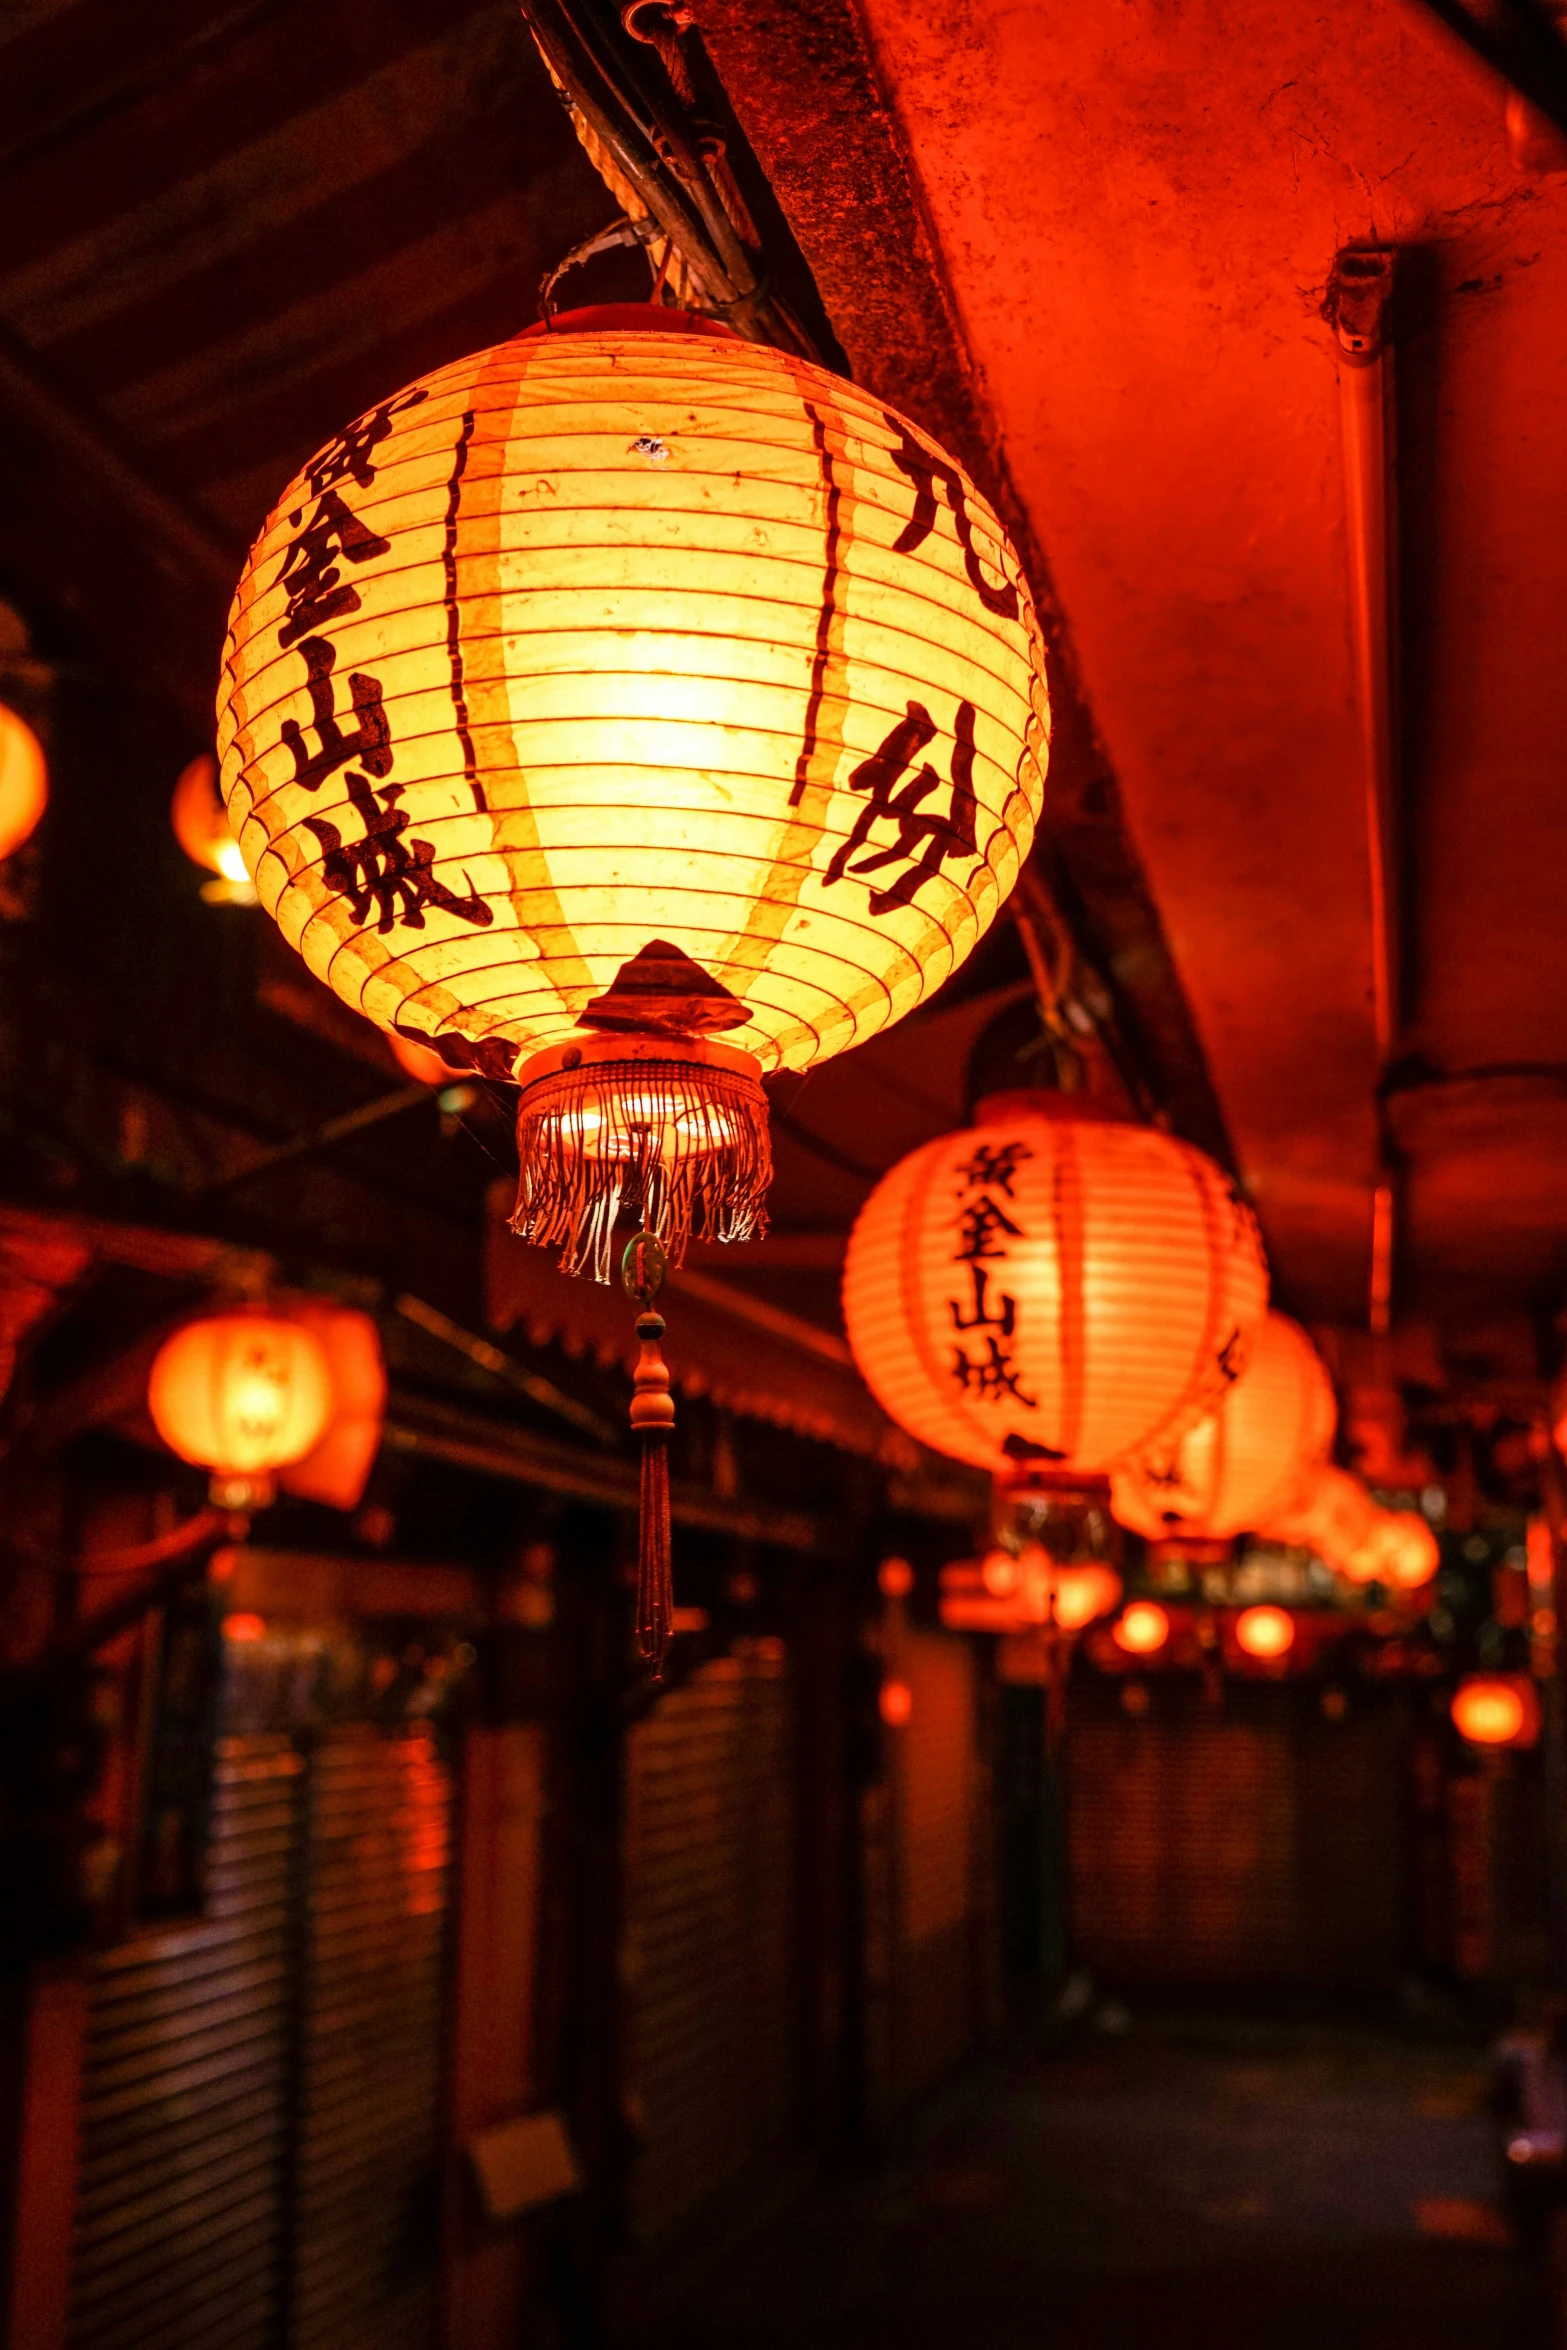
[623, 1231, 676, 1677]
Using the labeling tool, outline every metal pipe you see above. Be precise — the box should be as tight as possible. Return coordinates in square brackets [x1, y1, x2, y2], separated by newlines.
[1331, 246, 1402, 1333]
[1332, 245, 1400, 1065]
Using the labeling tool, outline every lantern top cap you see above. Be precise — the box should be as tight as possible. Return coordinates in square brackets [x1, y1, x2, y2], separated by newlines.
[972, 1088, 1134, 1130]
[521, 303, 742, 343]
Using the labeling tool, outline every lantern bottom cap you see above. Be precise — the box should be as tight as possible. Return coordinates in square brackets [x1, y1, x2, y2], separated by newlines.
[511, 1032, 771, 1282]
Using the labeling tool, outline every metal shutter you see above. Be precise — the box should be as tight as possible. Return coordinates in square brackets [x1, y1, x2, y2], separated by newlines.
[66, 1734, 303, 2350]
[623, 1644, 794, 2251]
[289, 1723, 453, 2350]
[896, 1630, 978, 2103]
[1066, 1685, 1402, 1987]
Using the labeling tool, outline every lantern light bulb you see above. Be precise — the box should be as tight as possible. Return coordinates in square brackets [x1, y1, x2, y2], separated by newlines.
[1235, 1604, 1295, 1659]
[1114, 1600, 1170, 1655]
[1452, 1677, 1528, 1746]
[0, 701, 47, 863]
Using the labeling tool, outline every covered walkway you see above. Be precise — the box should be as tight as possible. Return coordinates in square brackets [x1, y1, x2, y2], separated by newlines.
[645, 2010, 1550, 2350]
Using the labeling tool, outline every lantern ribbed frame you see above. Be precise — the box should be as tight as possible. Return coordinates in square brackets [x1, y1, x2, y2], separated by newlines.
[148, 1312, 334, 1478]
[841, 1100, 1269, 1481]
[215, 311, 1049, 1083]
[1111, 1310, 1336, 1542]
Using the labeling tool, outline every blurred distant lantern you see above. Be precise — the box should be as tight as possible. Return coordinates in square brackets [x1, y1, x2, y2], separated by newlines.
[273, 1299, 387, 1513]
[1341, 1507, 1439, 1591]
[1451, 1674, 1539, 1749]
[1114, 1599, 1170, 1655]
[171, 751, 255, 902]
[215, 304, 1048, 1285]
[1234, 1603, 1295, 1660]
[148, 1311, 333, 1504]
[939, 1542, 1120, 1632]
[0, 701, 47, 863]
[1052, 1560, 1124, 1630]
[879, 1678, 914, 1727]
[842, 1094, 1268, 1498]
[1111, 1311, 1334, 1543]
[216, 304, 1050, 1673]
[878, 1556, 915, 1600]
[1259, 1462, 1375, 1569]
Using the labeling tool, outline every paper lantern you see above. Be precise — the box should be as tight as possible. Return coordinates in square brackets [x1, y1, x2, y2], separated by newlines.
[1111, 1311, 1334, 1542]
[0, 701, 47, 862]
[1114, 1600, 1170, 1655]
[1341, 1507, 1439, 1591]
[842, 1094, 1268, 1486]
[1451, 1674, 1538, 1749]
[148, 1311, 333, 1485]
[275, 1300, 387, 1512]
[1052, 1561, 1123, 1630]
[216, 302, 1049, 1280]
[1260, 1463, 1374, 1568]
[1234, 1603, 1295, 1659]
[172, 751, 252, 894]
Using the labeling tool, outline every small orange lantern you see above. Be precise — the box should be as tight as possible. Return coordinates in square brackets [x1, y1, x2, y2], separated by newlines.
[0, 701, 47, 862]
[1451, 1674, 1539, 1749]
[1052, 1561, 1124, 1630]
[1111, 1311, 1335, 1542]
[1341, 1508, 1439, 1591]
[1114, 1599, 1170, 1655]
[842, 1093, 1268, 1488]
[274, 1300, 387, 1512]
[171, 751, 254, 899]
[148, 1311, 333, 1498]
[1234, 1604, 1295, 1660]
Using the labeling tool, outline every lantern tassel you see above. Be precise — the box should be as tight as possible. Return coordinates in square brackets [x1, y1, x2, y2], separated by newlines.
[512, 1046, 771, 1282]
[631, 1310, 676, 1675]
[622, 1229, 677, 1678]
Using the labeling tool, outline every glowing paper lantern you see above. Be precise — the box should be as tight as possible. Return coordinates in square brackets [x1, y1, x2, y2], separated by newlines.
[1341, 1507, 1439, 1591]
[1451, 1675, 1538, 1749]
[879, 1678, 914, 1726]
[1053, 1561, 1123, 1630]
[1111, 1311, 1334, 1542]
[0, 701, 47, 861]
[1234, 1604, 1295, 1660]
[148, 1312, 333, 1489]
[1114, 1600, 1170, 1655]
[172, 751, 254, 897]
[1260, 1463, 1374, 1568]
[842, 1095, 1268, 1486]
[275, 1300, 387, 1512]
[216, 303, 1049, 1279]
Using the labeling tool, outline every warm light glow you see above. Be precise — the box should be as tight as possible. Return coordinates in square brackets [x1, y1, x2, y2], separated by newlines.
[388, 1029, 457, 1087]
[216, 308, 1048, 1085]
[1112, 1312, 1335, 1541]
[1052, 1562, 1123, 1630]
[878, 1556, 914, 1598]
[1235, 1604, 1295, 1659]
[981, 1546, 1019, 1596]
[0, 701, 47, 862]
[1114, 1600, 1170, 1655]
[1260, 1464, 1375, 1570]
[171, 751, 252, 885]
[879, 1678, 914, 1726]
[1451, 1677, 1530, 1747]
[1341, 1508, 1440, 1590]
[148, 1312, 333, 1477]
[222, 1612, 268, 1642]
[842, 1099, 1268, 1479]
